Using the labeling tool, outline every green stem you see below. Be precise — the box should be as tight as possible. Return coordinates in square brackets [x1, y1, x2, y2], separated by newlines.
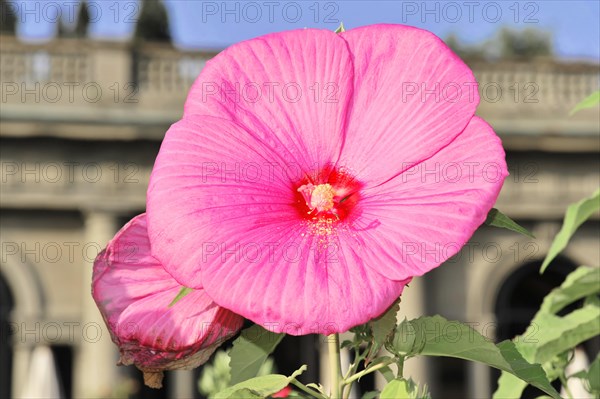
[289, 379, 327, 399]
[342, 346, 367, 399]
[559, 374, 574, 399]
[328, 334, 342, 398]
[342, 358, 395, 386]
[397, 356, 405, 377]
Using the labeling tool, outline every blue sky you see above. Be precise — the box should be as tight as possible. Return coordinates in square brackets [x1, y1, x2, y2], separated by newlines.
[8, 0, 600, 61]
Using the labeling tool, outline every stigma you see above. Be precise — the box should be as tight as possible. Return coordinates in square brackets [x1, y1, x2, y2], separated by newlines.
[297, 183, 336, 214]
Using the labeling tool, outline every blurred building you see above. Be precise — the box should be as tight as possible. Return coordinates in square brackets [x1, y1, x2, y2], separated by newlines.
[0, 32, 599, 399]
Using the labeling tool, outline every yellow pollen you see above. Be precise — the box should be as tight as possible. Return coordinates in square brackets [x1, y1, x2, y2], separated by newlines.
[309, 183, 336, 213]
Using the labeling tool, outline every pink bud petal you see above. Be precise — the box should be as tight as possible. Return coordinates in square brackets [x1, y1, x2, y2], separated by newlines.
[92, 214, 243, 388]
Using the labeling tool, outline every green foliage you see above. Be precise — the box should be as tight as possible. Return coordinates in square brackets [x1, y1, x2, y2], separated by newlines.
[570, 90, 600, 116]
[392, 315, 560, 399]
[199, 351, 233, 398]
[498, 28, 553, 59]
[361, 391, 380, 399]
[168, 286, 193, 307]
[199, 350, 275, 398]
[367, 299, 400, 362]
[445, 28, 552, 61]
[215, 365, 306, 399]
[0, 0, 16, 34]
[134, 0, 171, 42]
[74, 3, 89, 38]
[228, 324, 285, 385]
[494, 266, 600, 398]
[380, 379, 431, 399]
[587, 353, 600, 396]
[484, 208, 535, 238]
[540, 189, 600, 273]
[57, 2, 89, 38]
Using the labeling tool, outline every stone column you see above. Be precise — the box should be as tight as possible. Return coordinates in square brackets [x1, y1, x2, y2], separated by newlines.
[73, 211, 119, 398]
[170, 370, 195, 398]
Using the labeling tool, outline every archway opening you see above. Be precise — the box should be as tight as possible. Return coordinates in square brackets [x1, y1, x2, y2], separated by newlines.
[491, 256, 598, 398]
[1, 272, 15, 399]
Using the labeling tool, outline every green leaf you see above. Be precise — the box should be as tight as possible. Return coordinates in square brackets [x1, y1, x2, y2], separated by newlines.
[168, 286, 193, 307]
[379, 366, 396, 383]
[380, 379, 430, 399]
[484, 208, 535, 238]
[538, 266, 600, 315]
[361, 391, 380, 399]
[540, 189, 600, 273]
[228, 324, 285, 385]
[494, 266, 600, 398]
[398, 316, 561, 399]
[494, 372, 527, 399]
[588, 353, 600, 395]
[380, 379, 411, 399]
[367, 299, 400, 362]
[215, 375, 287, 399]
[334, 22, 345, 33]
[215, 365, 307, 399]
[570, 90, 600, 115]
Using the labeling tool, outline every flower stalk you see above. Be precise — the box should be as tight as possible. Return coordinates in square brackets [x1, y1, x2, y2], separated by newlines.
[327, 333, 343, 398]
[289, 379, 327, 399]
[342, 358, 395, 386]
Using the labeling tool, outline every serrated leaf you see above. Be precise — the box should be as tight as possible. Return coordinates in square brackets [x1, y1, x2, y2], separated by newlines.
[367, 299, 400, 362]
[570, 90, 600, 115]
[588, 353, 600, 395]
[371, 300, 400, 345]
[168, 286, 193, 307]
[216, 366, 306, 399]
[400, 316, 560, 399]
[334, 22, 345, 33]
[215, 375, 288, 399]
[228, 324, 285, 385]
[539, 266, 600, 314]
[380, 379, 411, 399]
[541, 189, 600, 273]
[484, 208, 535, 238]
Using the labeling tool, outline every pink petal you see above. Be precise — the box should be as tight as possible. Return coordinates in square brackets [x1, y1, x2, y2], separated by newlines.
[183, 28, 353, 174]
[272, 386, 293, 398]
[147, 115, 300, 288]
[198, 217, 408, 335]
[92, 214, 243, 387]
[353, 116, 508, 280]
[338, 24, 479, 186]
[147, 116, 408, 335]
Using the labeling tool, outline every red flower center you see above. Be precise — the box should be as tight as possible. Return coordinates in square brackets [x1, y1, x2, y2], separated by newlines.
[293, 168, 362, 223]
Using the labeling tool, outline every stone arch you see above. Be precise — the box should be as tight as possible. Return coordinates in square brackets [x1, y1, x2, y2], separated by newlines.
[0, 272, 14, 398]
[466, 238, 587, 398]
[0, 238, 47, 398]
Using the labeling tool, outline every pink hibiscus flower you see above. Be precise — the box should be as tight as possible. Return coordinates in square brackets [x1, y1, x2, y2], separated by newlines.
[92, 214, 243, 388]
[142, 24, 505, 336]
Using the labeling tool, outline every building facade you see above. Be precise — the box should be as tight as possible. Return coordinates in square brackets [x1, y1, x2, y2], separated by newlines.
[1, 35, 599, 398]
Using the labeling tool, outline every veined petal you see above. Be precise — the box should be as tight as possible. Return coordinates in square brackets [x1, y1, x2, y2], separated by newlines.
[183, 28, 354, 174]
[198, 218, 409, 335]
[338, 24, 479, 186]
[146, 115, 408, 335]
[353, 117, 508, 280]
[147, 115, 301, 288]
[92, 214, 243, 388]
